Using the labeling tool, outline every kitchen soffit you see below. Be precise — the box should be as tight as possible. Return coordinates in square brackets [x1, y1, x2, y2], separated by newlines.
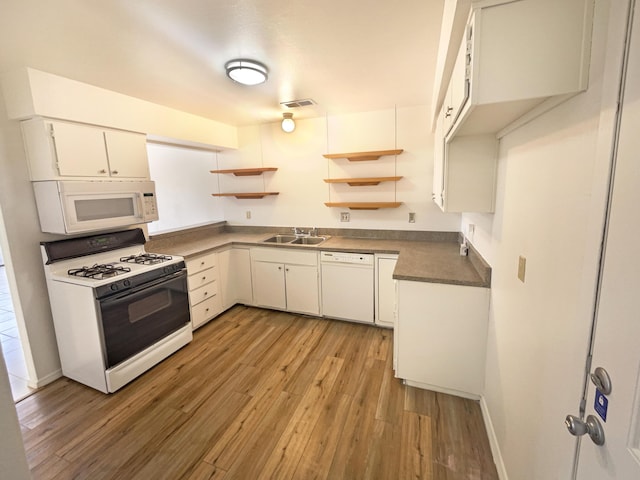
[0, 0, 444, 126]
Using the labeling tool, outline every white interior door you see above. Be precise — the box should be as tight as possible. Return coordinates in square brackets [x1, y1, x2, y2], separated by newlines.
[575, 2, 640, 477]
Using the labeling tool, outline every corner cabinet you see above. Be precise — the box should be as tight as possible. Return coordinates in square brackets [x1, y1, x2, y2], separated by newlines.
[21, 117, 150, 181]
[218, 247, 253, 309]
[432, 0, 594, 212]
[323, 149, 404, 210]
[210, 167, 279, 199]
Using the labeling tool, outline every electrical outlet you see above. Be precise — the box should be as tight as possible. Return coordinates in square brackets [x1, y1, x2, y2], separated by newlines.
[518, 256, 526, 283]
[246, 211, 251, 219]
[408, 212, 416, 223]
[340, 212, 350, 222]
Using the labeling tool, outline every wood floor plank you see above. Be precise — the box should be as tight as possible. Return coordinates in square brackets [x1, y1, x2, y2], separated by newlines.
[400, 411, 434, 480]
[257, 355, 345, 480]
[16, 306, 499, 480]
[292, 391, 352, 480]
[220, 391, 301, 479]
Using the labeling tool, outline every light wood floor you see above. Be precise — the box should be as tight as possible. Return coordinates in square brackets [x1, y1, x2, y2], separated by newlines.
[17, 306, 499, 480]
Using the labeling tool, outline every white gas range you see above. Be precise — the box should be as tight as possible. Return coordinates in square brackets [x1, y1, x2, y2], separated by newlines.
[41, 229, 192, 393]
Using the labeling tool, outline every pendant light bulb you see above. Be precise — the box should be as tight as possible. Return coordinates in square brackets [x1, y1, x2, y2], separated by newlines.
[281, 112, 295, 133]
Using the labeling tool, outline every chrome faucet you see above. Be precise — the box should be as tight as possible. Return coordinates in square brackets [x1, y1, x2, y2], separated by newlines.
[293, 227, 317, 237]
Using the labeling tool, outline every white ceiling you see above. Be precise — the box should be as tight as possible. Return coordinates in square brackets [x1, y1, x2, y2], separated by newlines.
[0, 0, 444, 126]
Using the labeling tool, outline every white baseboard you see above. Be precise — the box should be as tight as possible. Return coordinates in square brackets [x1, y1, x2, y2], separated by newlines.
[480, 395, 509, 480]
[29, 368, 62, 389]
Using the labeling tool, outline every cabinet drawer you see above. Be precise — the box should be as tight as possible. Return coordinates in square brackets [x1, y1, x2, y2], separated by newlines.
[189, 281, 219, 306]
[186, 252, 217, 275]
[191, 294, 223, 329]
[187, 267, 218, 291]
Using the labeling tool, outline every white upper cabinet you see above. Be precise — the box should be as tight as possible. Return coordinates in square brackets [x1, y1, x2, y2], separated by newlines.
[21, 117, 150, 181]
[437, 0, 594, 138]
[432, 0, 594, 213]
[103, 129, 150, 178]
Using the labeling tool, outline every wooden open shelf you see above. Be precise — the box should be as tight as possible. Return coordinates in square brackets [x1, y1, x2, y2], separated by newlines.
[323, 176, 403, 186]
[323, 149, 404, 162]
[324, 202, 403, 210]
[210, 167, 278, 176]
[212, 192, 279, 199]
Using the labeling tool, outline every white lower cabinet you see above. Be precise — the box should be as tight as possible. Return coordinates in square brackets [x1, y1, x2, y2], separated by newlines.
[218, 247, 253, 310]
[251, 248, 320, 316]
[396, 280, 490, 398]
[186, 252, 222, 330]
[375, 254, 398, 328]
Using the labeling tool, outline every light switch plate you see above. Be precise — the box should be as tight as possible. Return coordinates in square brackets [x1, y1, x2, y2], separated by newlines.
[518, 256, 526, 283]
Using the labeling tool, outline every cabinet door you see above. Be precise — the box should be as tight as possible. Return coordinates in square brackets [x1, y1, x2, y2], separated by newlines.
[285, 264, 319, 315]
[232, 248, 253, 305]
[218, 249, 233, 309]
[219, 248, 253, 309]
[449, 34, 469, 127]
[432, 113, 445, 209]
[51, 121, 110, 177]
[442, 134, 497, 213]
[104, 130, 150, 178]
[376, 256, 397, 328]
[253, 261, 286, 310]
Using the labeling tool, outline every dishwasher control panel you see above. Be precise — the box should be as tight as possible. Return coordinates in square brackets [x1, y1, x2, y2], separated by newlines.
[320, 251, 374, 265]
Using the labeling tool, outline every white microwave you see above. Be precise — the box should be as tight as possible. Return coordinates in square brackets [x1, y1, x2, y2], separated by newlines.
[32, 180, 159, 234]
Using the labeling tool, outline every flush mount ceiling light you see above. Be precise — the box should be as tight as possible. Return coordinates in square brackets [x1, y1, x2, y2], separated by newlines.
[281, 112, 295, 133]
[225, 59, 268, 86]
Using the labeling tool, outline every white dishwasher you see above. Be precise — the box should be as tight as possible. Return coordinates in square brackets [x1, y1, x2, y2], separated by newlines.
[320, 251, 374, 324]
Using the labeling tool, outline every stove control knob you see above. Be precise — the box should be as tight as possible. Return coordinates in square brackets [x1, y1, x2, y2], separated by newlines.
[123, 280, 131, 287]
[110, 284, 118, 291]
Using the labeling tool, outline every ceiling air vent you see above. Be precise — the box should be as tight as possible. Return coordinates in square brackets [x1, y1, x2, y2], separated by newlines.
[280, 98, 317, 108]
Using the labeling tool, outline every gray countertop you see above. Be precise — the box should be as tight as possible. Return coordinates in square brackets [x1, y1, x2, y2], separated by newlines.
[146, 227, 491, 288]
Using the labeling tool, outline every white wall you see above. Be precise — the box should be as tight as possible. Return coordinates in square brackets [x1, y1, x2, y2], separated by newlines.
[147, 143, 224, 234]
[461, 2, 618, 478]
[0, 95, 61, 386]
[218, 106, 461, 231]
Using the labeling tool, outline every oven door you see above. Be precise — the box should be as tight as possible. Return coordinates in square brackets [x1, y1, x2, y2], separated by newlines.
[98, 270, 189, 368]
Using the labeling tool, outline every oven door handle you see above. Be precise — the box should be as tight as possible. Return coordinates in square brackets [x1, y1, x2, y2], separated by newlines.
[98, 270, 187, 303]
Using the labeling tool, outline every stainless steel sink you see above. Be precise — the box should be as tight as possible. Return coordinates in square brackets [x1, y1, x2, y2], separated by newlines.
[291, 236, 327, 245]
[262, 234, 298, 243]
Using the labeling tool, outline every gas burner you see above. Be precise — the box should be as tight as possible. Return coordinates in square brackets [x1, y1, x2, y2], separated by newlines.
[68, 263, 132, 280]
[119, 253, 173, 265]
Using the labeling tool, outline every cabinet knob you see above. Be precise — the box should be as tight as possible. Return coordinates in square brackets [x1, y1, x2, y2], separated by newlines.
[444, 106, 454, 118]
[99, 169, 107, 174]
[202, 276, 206, 280]
[112, 170, 119, 175]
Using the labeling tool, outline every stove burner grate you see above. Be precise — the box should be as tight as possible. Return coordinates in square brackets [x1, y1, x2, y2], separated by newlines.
[68, 263, 132, 280]
[119, 253, 173, 265]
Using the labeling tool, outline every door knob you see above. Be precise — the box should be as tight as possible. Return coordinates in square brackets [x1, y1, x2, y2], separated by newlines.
[565, 414, 605, 446]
